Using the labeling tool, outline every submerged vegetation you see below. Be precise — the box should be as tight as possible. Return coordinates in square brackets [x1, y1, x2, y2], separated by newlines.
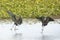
[0, 0, 60, 19]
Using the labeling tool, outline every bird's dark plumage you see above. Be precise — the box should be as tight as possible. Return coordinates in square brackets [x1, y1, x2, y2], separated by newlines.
[36, 16, 54, 33]
[7, 10, 22, 26]
[36, 16, 54, 26]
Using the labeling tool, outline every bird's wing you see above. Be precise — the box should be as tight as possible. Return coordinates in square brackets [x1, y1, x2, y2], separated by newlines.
[17, 16, 22, 24]
[7, 10, 16, 21]
[48, 17, 54, 21]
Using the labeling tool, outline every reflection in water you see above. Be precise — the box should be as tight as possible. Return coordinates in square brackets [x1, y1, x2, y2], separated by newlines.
[0, 19, 60, 40]
[41, 34, 54, 40]
[13, 33, 22, 40]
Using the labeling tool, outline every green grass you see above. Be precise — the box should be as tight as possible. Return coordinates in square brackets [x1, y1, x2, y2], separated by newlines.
[0, 0, 60, 19]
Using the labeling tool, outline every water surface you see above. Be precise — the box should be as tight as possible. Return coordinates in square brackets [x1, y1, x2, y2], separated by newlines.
[0, 19, 60, 40]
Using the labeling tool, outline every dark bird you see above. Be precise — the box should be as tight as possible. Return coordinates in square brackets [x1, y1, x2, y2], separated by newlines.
[7, 10, 22, 30]
[36, 16, 54, 33]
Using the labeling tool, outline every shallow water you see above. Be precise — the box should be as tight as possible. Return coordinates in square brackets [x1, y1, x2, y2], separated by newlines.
[0, 19, 60, 40]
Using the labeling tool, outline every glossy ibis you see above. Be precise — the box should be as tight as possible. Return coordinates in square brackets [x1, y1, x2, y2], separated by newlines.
[7, 10, 22, 30]
[36, 16, 54, 33]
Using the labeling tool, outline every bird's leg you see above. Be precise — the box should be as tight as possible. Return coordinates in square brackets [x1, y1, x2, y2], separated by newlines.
[41, 26, 44, 34]
[10, 24, 15, 30]
[14, 25, 18, 30]
[10, 25, 18, 30]
[41, 26, 45, 40]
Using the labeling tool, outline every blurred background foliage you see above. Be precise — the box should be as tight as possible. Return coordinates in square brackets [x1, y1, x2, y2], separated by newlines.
[0, 0, 60, 19]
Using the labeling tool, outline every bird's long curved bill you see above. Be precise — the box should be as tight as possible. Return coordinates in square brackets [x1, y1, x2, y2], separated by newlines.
[7, 10, 15, 17]
[7, 10, 16, 21]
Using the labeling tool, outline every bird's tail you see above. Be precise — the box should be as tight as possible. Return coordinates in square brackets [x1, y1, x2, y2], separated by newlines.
[7, 10, 16, 20]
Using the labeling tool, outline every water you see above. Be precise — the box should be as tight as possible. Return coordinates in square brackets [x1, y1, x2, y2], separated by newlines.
[0, 19, 60, 40]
